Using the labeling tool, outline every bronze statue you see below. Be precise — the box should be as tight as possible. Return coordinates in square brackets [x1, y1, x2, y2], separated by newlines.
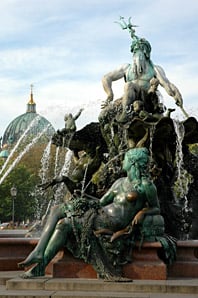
[57, 108, 83, 136]
[101, 17, 184, 123]
[18, 147, 166, 280]
[18, 17, 198, 281]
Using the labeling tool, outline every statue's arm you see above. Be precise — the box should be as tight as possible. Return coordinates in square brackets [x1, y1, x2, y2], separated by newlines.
[100, 178, 123, 206]
[99, 190, 115, 206]
[74, 108, 83, 120]
[38, 176, 64, 190]
[132, 181, 160, 226]
[102, 63, 129, 102]
[38, 175, 76, 194]
[144, 181, 160, 214]
[154, 65, 183, 107]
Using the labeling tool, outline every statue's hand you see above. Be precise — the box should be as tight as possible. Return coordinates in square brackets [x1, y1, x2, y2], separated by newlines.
[175, 97, 183, 107]
[132, 210, 145, 226]
[171, 86, 183, 107]
[101, 96, 113, 109]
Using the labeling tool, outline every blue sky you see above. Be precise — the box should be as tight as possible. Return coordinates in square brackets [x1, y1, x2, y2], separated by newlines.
[0, 0, 198, 138]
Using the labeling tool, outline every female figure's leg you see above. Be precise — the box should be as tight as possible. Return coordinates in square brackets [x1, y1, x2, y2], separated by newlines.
[20, 217, 71, 278]
[18, 204, 66, 268]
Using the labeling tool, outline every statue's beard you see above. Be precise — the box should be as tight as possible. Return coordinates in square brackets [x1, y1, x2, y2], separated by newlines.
[132, 51, 147, 76]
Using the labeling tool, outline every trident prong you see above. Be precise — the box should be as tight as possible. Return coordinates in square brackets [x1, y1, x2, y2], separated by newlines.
[114, 16, 139, 39]
[128, 17, 138, 30]
[114, 16, 128, 30]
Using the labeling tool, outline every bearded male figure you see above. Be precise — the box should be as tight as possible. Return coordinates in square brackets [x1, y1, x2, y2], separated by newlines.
[102, 22, 183, 123]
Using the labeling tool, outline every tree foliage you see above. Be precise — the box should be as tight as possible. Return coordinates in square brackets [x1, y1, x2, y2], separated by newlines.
[0, 164, 38, 224]
[0, 142, 57, 225]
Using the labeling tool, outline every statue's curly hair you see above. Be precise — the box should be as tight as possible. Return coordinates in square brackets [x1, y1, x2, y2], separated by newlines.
[124, 147, 150, 181]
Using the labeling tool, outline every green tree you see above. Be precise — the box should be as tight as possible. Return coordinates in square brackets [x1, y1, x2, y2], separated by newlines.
[0, 142, 62, 225]
[0, 165, 38, 224]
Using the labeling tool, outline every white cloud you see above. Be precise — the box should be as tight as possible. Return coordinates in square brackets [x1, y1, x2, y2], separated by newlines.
[0, 0, 197, 138]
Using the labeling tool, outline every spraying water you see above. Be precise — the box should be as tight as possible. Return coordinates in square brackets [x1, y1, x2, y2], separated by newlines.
[54, 147, 60, 176]
[173, 120, 193, 202]
[149, 124, 156, 159]
[53, 148, 73, 204]
[0, 115, 40, 176]
[0, 124, 51, 185]
[81, 162, 89, 195]
[39, 140, 52, 184]
[60, 149, 73, 176]
[173, 120, 184, 190]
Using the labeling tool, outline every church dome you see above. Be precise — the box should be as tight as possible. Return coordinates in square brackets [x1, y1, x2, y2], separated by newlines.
[2, 87, 55, 146]
[0, 144, 9, 159]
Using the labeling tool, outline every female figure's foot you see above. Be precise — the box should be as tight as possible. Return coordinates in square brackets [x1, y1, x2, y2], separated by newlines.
[18, 250, 43, 269]
[19, 263, 45, 279]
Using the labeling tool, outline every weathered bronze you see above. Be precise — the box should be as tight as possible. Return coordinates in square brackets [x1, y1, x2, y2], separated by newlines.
[18, 18, 198, 280]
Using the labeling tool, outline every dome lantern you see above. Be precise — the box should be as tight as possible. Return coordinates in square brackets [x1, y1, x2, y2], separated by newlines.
[26, 84, 36, 113]
[2, 86, 55, 146]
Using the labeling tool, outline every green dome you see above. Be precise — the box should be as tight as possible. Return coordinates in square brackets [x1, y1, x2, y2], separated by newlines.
[2, 89, 55, 145]
[0, 149, 9, 158]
